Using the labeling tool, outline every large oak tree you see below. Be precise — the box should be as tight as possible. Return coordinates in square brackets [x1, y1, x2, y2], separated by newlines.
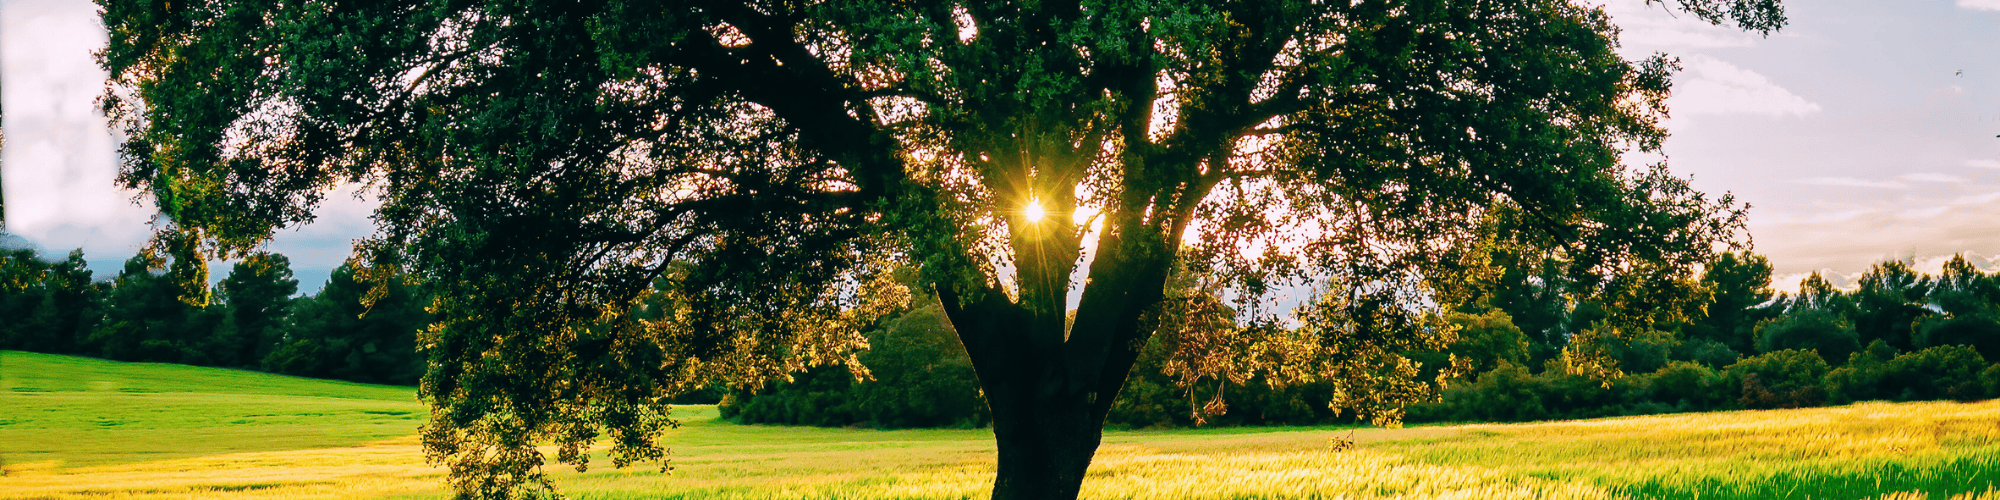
[100, 0, 1778, 498]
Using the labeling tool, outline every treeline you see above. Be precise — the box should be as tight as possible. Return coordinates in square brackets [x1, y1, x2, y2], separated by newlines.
[1411, 253, 2000, 422]
[728, 252, 2000, 429]
[0, 247, 431, 385]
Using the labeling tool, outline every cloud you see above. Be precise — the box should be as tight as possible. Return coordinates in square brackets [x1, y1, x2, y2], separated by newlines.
[1598, 0, 1761, 53]
[1797, 177, 1906, 189]
[2, 0, 155, 261]
[1966, 159, 2000, 169]
[1753, 196, 2000, 278]
[1899, 172, 1968, 183]
[1960, 0, 2000, 12]
[1669, 55, 1823, 118]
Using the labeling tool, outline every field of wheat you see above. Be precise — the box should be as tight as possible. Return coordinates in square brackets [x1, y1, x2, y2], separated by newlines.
[5, 351, 2000, 500]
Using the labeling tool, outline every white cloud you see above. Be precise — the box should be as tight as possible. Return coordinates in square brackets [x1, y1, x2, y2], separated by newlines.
[2, 0, 155, 259]
[1797, 177, 1906, 189]
[1597, 0, 1760, 53]
[1670, 55, 1823, 118]
[1900, 172, 1968, 183]
[1966, 159, 2000, 169]
[1960, 0, 2000, 12]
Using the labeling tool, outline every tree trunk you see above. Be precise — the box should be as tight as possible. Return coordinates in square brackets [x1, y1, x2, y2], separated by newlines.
[988, 385, 1102, 499]
[937, 282, 1158, 500]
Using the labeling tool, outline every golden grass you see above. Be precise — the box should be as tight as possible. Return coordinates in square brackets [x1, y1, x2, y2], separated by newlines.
[7, 400, 2000, 500]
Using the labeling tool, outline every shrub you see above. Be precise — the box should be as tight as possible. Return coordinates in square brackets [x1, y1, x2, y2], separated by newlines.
[1648, 361, 1731, 411]
[1727, 350, 1829, 409]
[1443, 360, 1549, 422]
[1826, 340, 1897, 403]
[1756, 310, 1860, 365]
[1107, 331, 1351, 428]
[1984, 364, 2000, 399]
[848, 306, 989, 428]
[724, 304, 987, 428]
[1882, 345, 1988, 402]
[1670, 338, 1742, 368]
[1600, 330, 1679, 374]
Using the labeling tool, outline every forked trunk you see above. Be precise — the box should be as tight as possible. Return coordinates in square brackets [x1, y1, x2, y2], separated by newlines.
[938, 288, 1154, 500]
[938, 221, 1176, 500]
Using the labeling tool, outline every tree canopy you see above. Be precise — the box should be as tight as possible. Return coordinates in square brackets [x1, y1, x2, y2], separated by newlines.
[100, 0, 1778, 498]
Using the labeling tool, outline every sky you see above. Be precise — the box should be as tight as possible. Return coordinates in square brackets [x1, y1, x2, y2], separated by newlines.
[2, 0, 1999, 294]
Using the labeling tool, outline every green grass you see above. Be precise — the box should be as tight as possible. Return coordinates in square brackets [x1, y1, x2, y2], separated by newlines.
[5, 350, 2000, 500]
[0, 350, 425, 468]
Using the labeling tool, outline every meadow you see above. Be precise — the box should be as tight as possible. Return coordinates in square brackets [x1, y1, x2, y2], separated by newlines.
[4, 350, 2000, 500]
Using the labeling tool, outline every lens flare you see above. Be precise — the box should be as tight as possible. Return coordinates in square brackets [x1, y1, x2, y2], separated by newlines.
[1024, 198, 1046, 222]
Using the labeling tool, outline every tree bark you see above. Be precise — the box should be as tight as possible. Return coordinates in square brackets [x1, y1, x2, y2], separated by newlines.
[987, 377, 1103, 499]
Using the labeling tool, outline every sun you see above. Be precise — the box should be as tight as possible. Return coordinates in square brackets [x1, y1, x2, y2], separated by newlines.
[1023, 197, 1046, 222]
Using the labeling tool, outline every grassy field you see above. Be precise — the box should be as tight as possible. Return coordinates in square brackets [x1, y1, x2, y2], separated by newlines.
[5, 350, 2000, 500]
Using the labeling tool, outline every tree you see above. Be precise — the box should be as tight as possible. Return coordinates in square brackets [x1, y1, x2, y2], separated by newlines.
[216, 252, 300, 367]
[266, 262, 431, 384]
[34, 250, 106, 354]
[1852, 260, 1933, 351]
[1688, 251, 1776, 352]
[99, 0, 1780, 498]
[1917, 254, 2000, 361]
[0, 249, 53, 350]
[87, 254, 222, 363]
[1754, 308, 1860, 364]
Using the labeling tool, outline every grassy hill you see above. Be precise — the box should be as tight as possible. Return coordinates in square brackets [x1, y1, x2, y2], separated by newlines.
[0, 350, 424, 468]
[4, 350, 2000, 500]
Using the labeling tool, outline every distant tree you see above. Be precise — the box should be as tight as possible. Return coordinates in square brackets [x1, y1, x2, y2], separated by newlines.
[1688, 251, 1777, 352]
[0, 249, 52, 351]
[1442, 310, 1531, 373]
[1482, 258, 1575, 367]
[215, 252, 299, 367]
[1852, 260, 1933, 351]
[725, 301, 989, 429]
[1930, 254, 2000, 316]
[266, 262, 430, 384]
[1755, 309, 1860, 365]
[1916, 255, 2000, 361]
[1826, 339, 1897, 403]
[101, 0, 1782, 497]
[87, 254, 222, 363]
[33, 250, 105, 354]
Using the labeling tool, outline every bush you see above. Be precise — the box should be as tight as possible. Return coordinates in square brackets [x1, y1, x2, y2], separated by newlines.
[1670, 338, 1741, 368]
[1648, 361, 1731, 411]
[1827, 340, 1897, 403]
[1604, 330, 1679, 374]
[848, 306, 988, 428]
[1984, 364, 2000, 399]
[1882, 345, 1988, 402]
[1435, 360, 1549, 422]
[1105, 329, 1351, 429]
[724, 304, 988, 428]
[1756, 310, 1860, 366]
[1727, 350, 1829, 409]
[1412, 359, 1652, 423]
